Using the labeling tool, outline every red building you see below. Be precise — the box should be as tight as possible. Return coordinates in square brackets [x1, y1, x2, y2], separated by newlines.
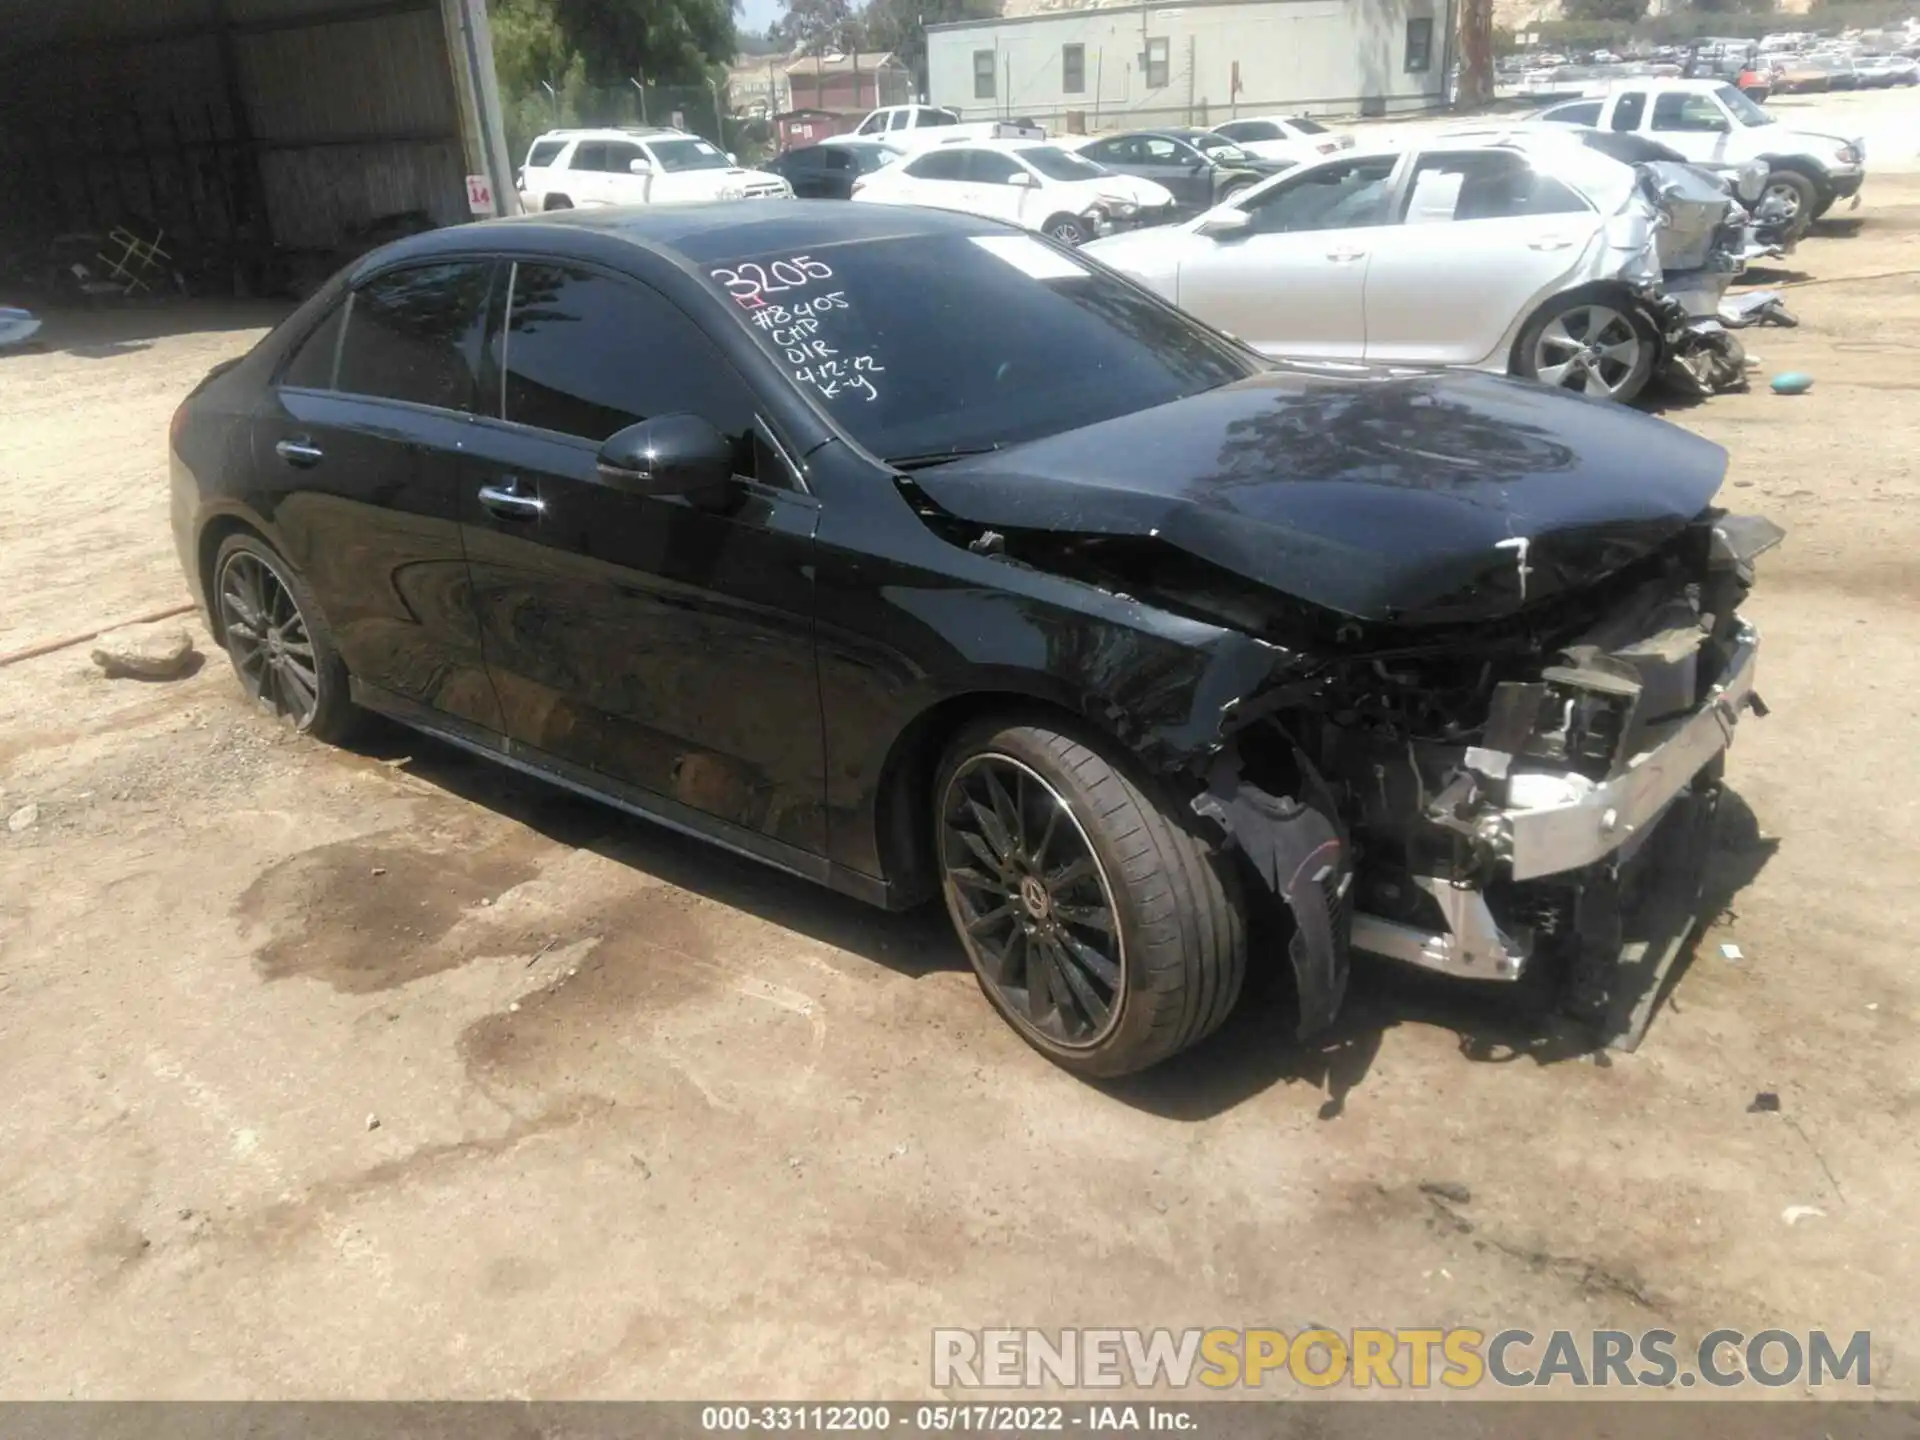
[783, 51, 912, 115]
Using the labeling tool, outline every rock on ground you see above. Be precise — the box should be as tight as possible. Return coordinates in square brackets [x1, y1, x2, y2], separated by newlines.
[90, 621, 196, 680]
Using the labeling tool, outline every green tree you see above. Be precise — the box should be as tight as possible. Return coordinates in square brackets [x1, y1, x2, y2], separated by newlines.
[768, 0, 864, 55]
[551, 0, 736, 84]
[1563, 0, 1648, 23]
[860, 0, 997, 92]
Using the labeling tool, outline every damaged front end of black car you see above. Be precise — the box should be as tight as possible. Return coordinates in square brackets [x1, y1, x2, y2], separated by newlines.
[909, 366, 1782, 1052]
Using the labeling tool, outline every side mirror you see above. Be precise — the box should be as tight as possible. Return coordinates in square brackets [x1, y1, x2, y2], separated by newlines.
[1009, 171, 1036, 187]
[628, 157, 653, 174]
[597, 415, 736, 510]
[1197, 208, 1253, 238]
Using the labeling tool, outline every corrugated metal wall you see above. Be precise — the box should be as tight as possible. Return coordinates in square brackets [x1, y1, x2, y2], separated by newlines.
[0, 0, 466, 262]
[238, 7, 466, 246]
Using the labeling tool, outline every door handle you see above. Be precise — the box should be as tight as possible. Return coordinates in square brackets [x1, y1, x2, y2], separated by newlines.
[1528, 236, 1575, 250]
[1326, 247, 1367, 262]
[274, 436, 324, 468]
[478, 480, 544, 520]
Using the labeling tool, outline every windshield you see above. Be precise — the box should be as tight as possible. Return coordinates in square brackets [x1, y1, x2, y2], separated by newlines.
[851, 146, 899, 174]
[1021, 146, 1106, 181]
[696, 232, 1258, 461]
[649, 137, 733, 171]
[1193, 134, 1254, 162]
[1289, 116, 1328, 135]
[1716, 83, 1774, 126]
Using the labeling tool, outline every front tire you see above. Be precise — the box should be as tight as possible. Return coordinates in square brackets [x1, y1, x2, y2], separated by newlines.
[1762, 168, 1819, 240]
[1514, 291, 1656, 404]
[1042, 214, 1091, 246]
[213, 533, 357, 742]
[934, 720, 1246, 1078]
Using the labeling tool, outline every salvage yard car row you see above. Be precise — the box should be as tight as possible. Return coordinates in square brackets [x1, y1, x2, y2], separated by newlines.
[580, 80, 1865, 407]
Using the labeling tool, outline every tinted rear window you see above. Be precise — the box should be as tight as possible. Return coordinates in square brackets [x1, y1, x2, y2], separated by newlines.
[527, 139, 565, 168]
[1289, 116, 1328, 134]
[334, 261, 492, 412]
[698, 233, 1257, 462]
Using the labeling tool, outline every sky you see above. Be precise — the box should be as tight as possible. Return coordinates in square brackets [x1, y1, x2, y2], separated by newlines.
[739, 0, 783, 36]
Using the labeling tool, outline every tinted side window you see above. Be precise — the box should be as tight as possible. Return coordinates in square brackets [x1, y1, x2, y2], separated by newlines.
[905, 149, 966, 180]
[1544, 99, 1603, 124]
[1244, 158, 1396, 233]
[1401, 152, 1591, 222]
[282, 300, 347, 389]
[527, 139, 566, 168]
[498, 263, 757, 470]
[965, 150, 1024, 184]
[604, 141, 646, 173]
[1652, 93, 1728, 131]
[1611, 92, 1647, 131]
[785, 147, 823, 171]
[334, 261, 492, 412]
[570, 142, 605, 171]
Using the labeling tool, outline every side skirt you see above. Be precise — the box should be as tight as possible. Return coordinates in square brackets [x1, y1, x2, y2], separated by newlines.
[349, 680, 899, 911]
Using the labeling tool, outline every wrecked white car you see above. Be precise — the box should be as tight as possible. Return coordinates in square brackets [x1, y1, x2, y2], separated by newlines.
[1084, 131, 1770, 405]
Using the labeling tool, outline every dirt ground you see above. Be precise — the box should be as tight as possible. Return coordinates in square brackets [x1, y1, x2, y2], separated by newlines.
[3, 122, 1919, 1399]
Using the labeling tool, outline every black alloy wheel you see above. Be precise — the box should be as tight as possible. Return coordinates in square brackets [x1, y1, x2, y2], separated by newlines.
[212, 533, 356, 740]
[940, 752, 1125, 1049]
[218, 548, 321, 726]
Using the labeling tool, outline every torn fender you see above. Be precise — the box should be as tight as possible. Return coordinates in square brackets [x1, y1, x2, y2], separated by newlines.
[1192, 746, 1352, 1038]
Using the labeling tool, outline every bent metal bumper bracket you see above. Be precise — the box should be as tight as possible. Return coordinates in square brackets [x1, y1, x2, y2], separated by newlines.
[1349, 623, 1761, 983]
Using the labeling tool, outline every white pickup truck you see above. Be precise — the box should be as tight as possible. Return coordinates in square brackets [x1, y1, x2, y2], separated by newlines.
[1537, 78, 1864, 234]
[846, 103, 1044, 147]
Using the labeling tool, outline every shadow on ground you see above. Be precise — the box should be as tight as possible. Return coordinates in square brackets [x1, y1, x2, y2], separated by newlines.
[348, 716, 1778, 1122]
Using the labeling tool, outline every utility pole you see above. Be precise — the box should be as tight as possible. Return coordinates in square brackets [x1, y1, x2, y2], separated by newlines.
[1457, 0, 1493, 109]
[541, 78, 558, 121]
[710, 76, 726, 148]
[631, 73, 649, 124]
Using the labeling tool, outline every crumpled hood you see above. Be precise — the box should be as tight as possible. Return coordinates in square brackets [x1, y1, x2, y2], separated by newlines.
[1096, 174, 1175, 208]
[911, 366, 1729, 625]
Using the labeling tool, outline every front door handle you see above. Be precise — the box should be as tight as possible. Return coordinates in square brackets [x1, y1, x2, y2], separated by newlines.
[274, 436, 324, 468]
[1528, 236, 1575, 250]
[478, 479, 545, 520]
[1326, 247, 1367, 262]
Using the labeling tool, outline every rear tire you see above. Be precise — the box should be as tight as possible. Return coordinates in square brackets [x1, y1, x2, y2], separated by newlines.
[1514, 290, 1656, 404]
[543, 193, 574, 211]
[934, 719, 1247, 1078]
[212, 533, 358, 744]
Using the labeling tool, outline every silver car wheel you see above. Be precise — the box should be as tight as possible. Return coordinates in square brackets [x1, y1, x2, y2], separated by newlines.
[1762, 179, 1804, 219]
[1533, 305, 1644, 399]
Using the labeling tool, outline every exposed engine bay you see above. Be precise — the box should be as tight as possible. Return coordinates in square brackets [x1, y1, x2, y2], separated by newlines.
[944, 506, 1782, 1049]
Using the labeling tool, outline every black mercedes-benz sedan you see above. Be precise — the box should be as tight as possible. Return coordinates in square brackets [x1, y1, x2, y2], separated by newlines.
[171, 202, 1778, 1077]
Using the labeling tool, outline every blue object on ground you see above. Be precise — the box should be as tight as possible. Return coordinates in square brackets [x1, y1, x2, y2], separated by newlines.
[0, 306, 42, 349]
[1770, 371, 1814, 395]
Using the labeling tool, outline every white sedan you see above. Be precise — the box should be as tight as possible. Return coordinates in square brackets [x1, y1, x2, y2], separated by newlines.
[1084, 134, 1674, 402]
[1209, 114, 1357, 164]
[851, 139, 1175, 246]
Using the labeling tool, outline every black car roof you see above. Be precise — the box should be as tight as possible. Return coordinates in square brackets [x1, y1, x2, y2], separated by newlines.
[359, 200, 1012, 274]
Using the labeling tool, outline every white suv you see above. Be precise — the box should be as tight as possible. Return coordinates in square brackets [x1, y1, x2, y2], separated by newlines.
[517, 129, 791, 210]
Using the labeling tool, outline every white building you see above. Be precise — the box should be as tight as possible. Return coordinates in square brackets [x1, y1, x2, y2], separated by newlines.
[927, 0, 1457, 133]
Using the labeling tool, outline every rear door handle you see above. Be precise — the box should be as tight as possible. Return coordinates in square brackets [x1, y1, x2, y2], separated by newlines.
[478, 479, 544, 520]
[1326, 247, 1367, 262]
[274, 437, 324, 468]
[1528, 236, 1575, 250]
